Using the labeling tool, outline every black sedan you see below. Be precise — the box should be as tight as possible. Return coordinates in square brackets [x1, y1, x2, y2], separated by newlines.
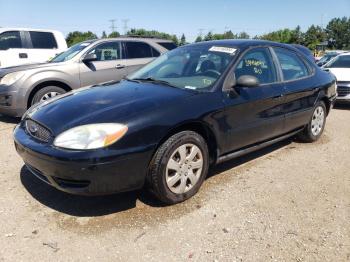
[14, 40, 337, 204]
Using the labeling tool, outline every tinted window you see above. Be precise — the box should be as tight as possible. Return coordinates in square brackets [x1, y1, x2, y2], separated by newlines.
[326, 55, 350, 68]
[274, 48, 309, 81]
[157, 42, 177, 50]
[87, 42, 121, 61]
[0, 31, 22, 50]
[29, 31, 57, 49]
[125, 41, 156, 58]
[235, 48, 277, 84]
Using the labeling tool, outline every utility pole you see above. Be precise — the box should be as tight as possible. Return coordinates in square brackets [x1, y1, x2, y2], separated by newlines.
[109, 19, 117, 33]
[122, 19, 129, 35]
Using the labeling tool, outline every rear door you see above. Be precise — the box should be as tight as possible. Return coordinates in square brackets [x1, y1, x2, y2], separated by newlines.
[79, 41, 128, 87]
[0, 30, 27, 67]
[123, 41, 160, 74]
[25, 31, 61, 63]
[222, 47, 286, 153]
[272, 47, 318, 133]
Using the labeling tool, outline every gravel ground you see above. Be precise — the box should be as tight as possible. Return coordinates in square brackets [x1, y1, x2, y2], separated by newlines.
[0, 105, 349, 262]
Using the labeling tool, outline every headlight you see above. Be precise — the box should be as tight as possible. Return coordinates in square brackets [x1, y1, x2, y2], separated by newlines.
[53, 123, 128, 150]
[0, 71, 25, 86]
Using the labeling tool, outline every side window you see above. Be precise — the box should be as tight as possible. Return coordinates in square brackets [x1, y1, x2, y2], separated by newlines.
[87, 42, 121, 61]
[234, 48, 277, 84]
[125, 41, 154, 59]
[29, 31, 58, 49]
[274, 48, 309, 81]
[0, 31, 22, 50]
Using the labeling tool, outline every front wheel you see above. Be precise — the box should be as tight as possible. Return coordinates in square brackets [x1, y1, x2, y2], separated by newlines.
[297, 101, 327, 142]
[148, 131, 209, 205]
[31, 86, 66, 106]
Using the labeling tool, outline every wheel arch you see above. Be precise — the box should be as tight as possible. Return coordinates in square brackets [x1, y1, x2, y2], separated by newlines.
[155, 121, 219, 165]
[27, 81, 72, 109]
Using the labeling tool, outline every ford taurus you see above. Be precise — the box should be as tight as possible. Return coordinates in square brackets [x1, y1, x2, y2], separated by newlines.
[14, 40, 337, 204]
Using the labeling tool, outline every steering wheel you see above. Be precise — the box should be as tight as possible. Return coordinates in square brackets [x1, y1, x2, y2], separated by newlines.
[203, 69, 221, 78]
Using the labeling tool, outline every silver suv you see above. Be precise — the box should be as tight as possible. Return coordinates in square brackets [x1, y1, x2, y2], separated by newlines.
[0, 37, 177, 117]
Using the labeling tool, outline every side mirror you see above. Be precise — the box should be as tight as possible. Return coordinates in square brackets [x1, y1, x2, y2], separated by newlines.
[82, 53, 97, 63]
[236, 75, 260, 87]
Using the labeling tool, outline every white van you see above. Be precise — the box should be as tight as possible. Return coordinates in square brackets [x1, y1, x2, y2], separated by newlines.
[0, 28, 67, 68]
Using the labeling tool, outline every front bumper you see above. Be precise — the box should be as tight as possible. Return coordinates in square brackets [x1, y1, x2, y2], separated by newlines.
[13, 124, 155, 195]
[336, 82, 350, 102]
[0, 85, 26, 117]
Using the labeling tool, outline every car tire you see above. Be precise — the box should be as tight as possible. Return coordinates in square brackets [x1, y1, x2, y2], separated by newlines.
[31, 86, 66, 106]
[148, 131, 209, 205]
[297, 101, 327, 142]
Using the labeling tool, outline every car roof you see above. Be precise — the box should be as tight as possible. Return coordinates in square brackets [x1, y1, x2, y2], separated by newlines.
[95, 37, 174, 43]
[0, 27, 62, 34]
[184, 39, 297, 50]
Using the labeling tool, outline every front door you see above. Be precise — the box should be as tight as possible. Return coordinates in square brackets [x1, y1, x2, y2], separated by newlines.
[222, 47, 286, 153]
[79, 41, 128, 87]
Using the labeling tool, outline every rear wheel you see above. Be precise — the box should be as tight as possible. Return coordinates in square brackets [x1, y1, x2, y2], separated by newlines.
[148, 131, 209, 204]
[298, 101, 327, 142]
[31, 86, 66, 106]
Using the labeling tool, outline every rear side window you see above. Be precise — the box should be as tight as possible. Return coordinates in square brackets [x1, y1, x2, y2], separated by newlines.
[326, 55, 350, 68]
[274, 48, 309, 81]
[29, 31, 58, 49]
[124, 41, 159, 58]
[235, 47, 277, 84]
[0, 31, 22, 50]
[157, 42, 177, 50]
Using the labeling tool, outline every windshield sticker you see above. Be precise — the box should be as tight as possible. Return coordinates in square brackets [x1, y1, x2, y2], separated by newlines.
[209, 46, 237, 54]
[203, 79, 212, 85]
[185, 86, 197, 90]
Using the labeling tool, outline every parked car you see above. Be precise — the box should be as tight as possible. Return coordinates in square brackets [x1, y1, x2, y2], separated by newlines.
[317, 51, 347, 67]
[323, 52, 350, 102]
[14, 40, 337, 204]
[0, 28, 67, 68]
[290, 44, 315, 62]
[0, 37, 176, 117]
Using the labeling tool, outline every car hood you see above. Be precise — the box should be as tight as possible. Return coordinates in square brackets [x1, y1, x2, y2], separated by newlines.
[327, 68, 350, 82]
[26, 80, 195, 135]
[0, 62, 64, 78]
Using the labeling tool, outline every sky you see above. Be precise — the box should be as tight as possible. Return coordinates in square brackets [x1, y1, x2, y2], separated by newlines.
[0, 0, 349, 42]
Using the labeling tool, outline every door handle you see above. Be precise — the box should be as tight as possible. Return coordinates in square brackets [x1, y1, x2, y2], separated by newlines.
[272, 94, 284, 99]
[115, 64, 125, 69]
[19, 53, 28, 59]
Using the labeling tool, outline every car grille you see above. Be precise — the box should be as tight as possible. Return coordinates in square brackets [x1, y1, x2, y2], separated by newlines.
[25, 119, 52, 143]
[337, 81, 350, 97]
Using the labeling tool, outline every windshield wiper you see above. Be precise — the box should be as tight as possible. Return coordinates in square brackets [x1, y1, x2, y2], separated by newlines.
[130, 77, 178, 88]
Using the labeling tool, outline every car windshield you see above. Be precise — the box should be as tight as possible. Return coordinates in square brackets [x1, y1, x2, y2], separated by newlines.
[325, 55, 350, 68]
[50, 41, 93, 62]
[128, 45, 237, 90]
[318, 53, 337, 64]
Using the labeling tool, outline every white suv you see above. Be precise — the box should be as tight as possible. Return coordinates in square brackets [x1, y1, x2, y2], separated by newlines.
[0, 28, 67, 68]
[324, 52, 350, 102]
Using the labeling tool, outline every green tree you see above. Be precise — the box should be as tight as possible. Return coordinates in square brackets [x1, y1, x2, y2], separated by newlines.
[237, 31, 250, 39]
[179, 33, 186, 46]
[326, 17, 350, 49]
[204, 31, 213, 41]
[66, 31, 97, 47]
[195, 35, 203, 42]
[108, 31, 120, 38]
[304, 25, 326, 50]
